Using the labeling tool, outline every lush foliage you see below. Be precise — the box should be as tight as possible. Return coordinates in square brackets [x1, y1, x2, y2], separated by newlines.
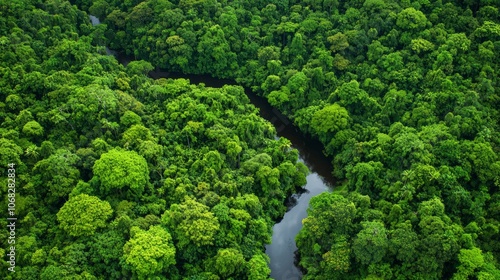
[2, 0, 500, 279]
[0, 1, 308, 279]
[75, 0, 500, 279]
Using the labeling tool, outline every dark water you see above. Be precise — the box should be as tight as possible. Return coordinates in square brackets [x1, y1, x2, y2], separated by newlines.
[90, 15, 335, 280]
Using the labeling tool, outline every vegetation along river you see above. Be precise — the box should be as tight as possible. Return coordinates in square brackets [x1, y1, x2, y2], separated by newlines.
[90, 15, 336, 280]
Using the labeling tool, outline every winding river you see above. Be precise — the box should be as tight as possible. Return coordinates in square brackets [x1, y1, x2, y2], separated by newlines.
[90, 15, 335, 280]
[160, 73, 335, 280]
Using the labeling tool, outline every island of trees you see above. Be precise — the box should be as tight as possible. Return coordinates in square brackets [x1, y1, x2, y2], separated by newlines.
[1, 0, 500, 279]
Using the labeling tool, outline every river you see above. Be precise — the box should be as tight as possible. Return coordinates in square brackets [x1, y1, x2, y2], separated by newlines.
[157, 73, 335, 280]
[90, 15, 335, 280]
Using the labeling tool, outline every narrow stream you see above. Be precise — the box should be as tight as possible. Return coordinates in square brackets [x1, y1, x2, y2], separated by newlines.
[90, 15, 335, 280]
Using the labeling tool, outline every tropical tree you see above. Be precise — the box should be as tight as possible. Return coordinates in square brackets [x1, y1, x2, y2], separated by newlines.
[92, 149, 149, 198]
[123, 226, 176, 278]
[57, 194, 113, 237]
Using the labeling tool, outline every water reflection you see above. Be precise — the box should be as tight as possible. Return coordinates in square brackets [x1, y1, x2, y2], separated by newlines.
[266, 168, 331, 279]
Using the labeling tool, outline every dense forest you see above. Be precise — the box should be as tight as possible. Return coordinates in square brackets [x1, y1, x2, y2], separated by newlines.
[0, 1, 309, 279]
[2, 0, 500, 279]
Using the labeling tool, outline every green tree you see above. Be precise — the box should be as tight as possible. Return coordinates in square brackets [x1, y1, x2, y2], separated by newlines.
[123, 226, 176, 278]
[247, 253, 271, 280]
[22, 120, 44, 137]
[162, 197, 220, 253]
[286, 71, 309, 108]
[122, 124, 155, 149]
[329, 80, 379, 116]
[120, 110, 142, 127]
[353, 221, 389, 265]
[453, 247, 485, 280]
[297, 193, 356, 254]
[396, 8, 428, 30]
[57, 194, 113, 237]
[389, 221, 418, 263]
[267, 87, 290, 108]
[321, 236, 351, 275]
[197, 25, 237, 77]
[93, 149, 149, 197]
[213, 248, 245, 278]
[126, 60, 154, 76]
[327, 32, 349, 52]
[89, 230, 125, 277]
[310, 103, 349, 143]
[33, 149, 80, 200]
[261, 75, 281, 93]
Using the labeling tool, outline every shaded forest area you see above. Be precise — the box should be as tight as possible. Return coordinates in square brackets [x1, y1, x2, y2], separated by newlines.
[2, 0, 500, 279]
[1, 1, 308, 279]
